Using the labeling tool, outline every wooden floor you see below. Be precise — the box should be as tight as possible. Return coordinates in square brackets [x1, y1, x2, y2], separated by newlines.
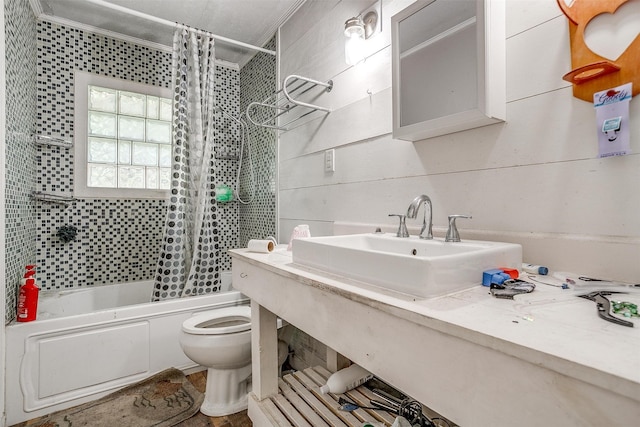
[16, 369, 454, 427]
[16, 370, 252, 427]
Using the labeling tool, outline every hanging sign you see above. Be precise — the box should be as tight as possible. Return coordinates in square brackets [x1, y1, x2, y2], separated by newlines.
[593, 82, 632, 158]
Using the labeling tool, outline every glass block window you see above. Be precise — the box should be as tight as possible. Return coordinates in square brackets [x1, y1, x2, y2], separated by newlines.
[75, 71, 172, 199]
[87, 85, 172, 190]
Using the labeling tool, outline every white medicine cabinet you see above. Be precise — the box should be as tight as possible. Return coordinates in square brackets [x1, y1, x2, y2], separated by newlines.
[391, 0, 506, 141]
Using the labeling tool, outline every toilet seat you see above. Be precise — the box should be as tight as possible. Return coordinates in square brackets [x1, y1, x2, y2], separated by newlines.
[182, 306, 251, 335]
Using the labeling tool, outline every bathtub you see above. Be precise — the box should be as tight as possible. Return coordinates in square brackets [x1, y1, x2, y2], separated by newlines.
[5, 277, 249, 425]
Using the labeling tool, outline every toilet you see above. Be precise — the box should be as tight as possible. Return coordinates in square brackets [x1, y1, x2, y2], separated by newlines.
[180, 305, 287, 416]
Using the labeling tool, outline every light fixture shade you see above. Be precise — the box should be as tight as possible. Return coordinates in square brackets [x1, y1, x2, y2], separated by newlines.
[344, 17, 365, 66]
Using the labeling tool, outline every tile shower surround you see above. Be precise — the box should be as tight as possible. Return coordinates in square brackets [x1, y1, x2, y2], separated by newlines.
[4, 0, 38, 324]
[5, 19, 276, 322]
[239, 37, 277, 247]
[35, 20, 240, 291]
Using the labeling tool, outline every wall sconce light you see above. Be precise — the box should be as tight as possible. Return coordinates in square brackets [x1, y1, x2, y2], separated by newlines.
[344, 3, 380, 66]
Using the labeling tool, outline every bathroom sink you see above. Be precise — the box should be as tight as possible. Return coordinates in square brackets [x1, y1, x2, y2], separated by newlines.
[292, 233, 522, 298]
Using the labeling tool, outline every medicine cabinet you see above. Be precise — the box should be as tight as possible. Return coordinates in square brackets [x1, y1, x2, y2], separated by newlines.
[391, 0, 506, 141]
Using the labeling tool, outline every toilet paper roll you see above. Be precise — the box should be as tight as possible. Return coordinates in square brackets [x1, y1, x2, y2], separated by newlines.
[247, 239, 274, 253]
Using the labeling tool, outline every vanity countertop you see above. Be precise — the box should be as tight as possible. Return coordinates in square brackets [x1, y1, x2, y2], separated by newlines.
[231, 247, 640, 426]
[231, 248, 640, 399]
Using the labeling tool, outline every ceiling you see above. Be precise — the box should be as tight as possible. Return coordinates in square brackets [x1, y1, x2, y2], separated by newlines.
[31, 0, 306, 67]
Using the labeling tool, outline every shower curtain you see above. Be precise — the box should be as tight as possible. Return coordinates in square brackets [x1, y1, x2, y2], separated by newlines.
[153, 28, 221, 300]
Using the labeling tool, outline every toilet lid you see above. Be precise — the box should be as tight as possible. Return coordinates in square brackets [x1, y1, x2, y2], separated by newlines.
[182, 305, 251, 335]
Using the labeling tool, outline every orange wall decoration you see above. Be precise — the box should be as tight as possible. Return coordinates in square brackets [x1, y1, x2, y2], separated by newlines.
[557, 0, 640, 102]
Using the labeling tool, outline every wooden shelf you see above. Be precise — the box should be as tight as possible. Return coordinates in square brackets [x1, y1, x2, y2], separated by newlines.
[557, 0, 640, 102]
[248, 366, 397, 427]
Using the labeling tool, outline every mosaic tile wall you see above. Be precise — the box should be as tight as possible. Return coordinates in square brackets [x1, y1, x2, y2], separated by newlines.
[34, 22, 241, 291]
[4, 0, 37, 324]
[239, 36, 277, 247]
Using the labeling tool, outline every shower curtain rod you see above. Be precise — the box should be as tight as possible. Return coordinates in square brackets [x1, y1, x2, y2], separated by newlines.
[84, 0, 277, 56]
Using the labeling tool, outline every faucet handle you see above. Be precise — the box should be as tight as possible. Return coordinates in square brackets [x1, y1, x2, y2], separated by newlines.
[389, 214, 410, 238]
[445, 215, 472, 242]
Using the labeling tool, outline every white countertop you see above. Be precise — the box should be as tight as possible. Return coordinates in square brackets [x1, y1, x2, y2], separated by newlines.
[231, 247, 640, 403]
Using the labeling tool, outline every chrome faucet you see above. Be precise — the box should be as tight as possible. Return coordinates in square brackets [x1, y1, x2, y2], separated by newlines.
[445, 214, 472, 242]
[388, 214, 410, 238]
[406, 194, 433, 239]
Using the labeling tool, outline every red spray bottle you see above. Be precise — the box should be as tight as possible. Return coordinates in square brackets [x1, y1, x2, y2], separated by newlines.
[17, 265, 39, 322]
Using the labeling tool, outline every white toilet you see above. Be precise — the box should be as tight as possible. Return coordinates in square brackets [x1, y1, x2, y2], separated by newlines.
[180, 305, 287, 416]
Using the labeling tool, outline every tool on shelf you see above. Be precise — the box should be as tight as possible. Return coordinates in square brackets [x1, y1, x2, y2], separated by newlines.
[370, 389, 436, 427]
[31, 191, 77, 208]
[578, 291, 634, 327]
[246, 74, 333, 130]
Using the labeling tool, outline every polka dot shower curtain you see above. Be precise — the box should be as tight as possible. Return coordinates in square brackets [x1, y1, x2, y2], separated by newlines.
[153, 28, 220, 300]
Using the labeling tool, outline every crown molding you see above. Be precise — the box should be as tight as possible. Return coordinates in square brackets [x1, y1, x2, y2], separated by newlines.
[235, 0, 303, 68]
[255, 0, 306, 50]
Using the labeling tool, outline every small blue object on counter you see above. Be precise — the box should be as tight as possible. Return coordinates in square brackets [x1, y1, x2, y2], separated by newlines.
[482, 269, 512, 287]
[522, 263, 548, 275]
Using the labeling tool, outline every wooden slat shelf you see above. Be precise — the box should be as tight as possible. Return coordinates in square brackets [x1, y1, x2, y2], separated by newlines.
[248, 366, 395, 427]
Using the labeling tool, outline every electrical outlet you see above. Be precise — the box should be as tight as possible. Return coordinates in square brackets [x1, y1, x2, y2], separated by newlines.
[324, 149, 335, 172]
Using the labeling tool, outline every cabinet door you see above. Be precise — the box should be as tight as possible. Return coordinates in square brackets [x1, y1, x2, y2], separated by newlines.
[392, 0, 505, 141]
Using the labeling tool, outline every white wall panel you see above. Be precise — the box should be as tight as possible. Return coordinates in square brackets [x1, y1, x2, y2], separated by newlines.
[278, 0, 640, 281]
[412, 85, 626, 168]
[281, 0, 374, 81]
[277, 0, 413, 133]
[280, 155, 640, 238]
[279, 133, 417, 190]
[280, 83, 640, 191]
[279, 0, 342, 56]
[276, 46, 393, 134]
[279, 87, 392, 160]
[506, 15, 572, 102]
[506, 0, 562, 38]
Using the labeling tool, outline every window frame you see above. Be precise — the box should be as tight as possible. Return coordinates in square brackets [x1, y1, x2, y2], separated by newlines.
[74, 71, 172, 199]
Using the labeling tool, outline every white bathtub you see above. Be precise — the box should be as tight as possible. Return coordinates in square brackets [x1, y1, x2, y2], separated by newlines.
[5, 278, 249, 425]
[35, 280, 160, 319]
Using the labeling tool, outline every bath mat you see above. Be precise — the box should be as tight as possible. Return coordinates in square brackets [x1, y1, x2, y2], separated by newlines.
[27, 368, 204, 427]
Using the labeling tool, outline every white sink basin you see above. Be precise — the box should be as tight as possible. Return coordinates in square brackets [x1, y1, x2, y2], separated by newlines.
[292, 233, 522, 298]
